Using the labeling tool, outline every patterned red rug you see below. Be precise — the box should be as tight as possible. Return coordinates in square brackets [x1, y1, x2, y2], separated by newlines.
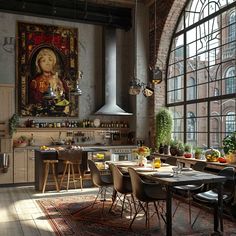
[36, 195, 236, 236]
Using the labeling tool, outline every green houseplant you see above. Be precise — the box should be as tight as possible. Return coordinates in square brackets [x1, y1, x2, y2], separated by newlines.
[8, 113, 19, 137]
[194, 147, 203, 159]
[223, 131, 236, 154]
[155, 107, 173, 150]
[222, 131, 236, 163]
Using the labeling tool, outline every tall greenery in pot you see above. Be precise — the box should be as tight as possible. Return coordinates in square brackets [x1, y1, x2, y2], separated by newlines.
[155, 107, 173, 150]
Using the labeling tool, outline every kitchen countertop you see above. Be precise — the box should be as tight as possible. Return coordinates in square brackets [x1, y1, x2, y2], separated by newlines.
[14, 144, 137, 150]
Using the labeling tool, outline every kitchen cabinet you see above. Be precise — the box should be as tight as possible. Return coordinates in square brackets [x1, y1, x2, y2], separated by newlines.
[13, 148, 35, 183]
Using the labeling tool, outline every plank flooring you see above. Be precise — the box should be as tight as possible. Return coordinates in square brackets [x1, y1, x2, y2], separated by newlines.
[0, 185, 235, 236]
[0, 186, 99, 236]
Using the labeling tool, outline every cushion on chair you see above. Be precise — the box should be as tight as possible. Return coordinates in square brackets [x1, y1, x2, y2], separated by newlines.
[193, 190, 229, 204]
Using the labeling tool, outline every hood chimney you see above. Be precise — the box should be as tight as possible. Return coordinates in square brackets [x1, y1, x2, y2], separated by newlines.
[95, 27, 132, 116]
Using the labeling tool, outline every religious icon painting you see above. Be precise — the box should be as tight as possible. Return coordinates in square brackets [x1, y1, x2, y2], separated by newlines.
[16, 21, 79, 117]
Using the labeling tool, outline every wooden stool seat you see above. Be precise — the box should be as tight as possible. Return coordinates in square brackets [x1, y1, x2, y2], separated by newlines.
[42, 160, 60, 193]
[60, 160, 83, 191]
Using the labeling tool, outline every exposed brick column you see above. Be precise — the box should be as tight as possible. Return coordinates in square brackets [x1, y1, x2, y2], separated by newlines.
[149, 0, 187, 148]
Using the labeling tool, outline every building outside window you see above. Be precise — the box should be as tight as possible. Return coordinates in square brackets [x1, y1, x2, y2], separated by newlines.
[167, 0, 236, 148]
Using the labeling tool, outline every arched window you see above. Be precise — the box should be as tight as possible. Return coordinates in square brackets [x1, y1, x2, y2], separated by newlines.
[225, 67, 236, 94]
[226, 111, 236, 134]
[166, 0, 236, 147]
[187, 112, 196, 143]
[187, 77, 196, 100]
[228, 11, 236, 42]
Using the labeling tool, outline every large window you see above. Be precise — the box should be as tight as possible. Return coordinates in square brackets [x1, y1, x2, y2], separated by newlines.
[167, 0, 236, 148]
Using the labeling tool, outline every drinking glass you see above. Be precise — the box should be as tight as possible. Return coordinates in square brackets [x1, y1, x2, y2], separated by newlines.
[177, 161, 183, 174]
[154, 157, 161, 168]
[172, 166, 179, 177]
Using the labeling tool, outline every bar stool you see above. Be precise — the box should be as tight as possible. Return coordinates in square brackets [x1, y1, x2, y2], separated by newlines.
[42, 160, 60, 193]
[59, 160, 83, 191]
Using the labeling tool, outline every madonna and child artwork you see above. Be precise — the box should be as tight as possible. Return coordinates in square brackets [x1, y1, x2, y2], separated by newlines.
[17, 22, 79, 117]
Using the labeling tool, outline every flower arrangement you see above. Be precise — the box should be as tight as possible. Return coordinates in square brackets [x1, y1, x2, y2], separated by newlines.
[134, 146, 150, 157]
[133, 146, 150, 167]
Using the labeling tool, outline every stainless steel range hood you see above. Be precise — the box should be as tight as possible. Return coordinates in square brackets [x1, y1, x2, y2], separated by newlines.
[95, 27, 132, 116]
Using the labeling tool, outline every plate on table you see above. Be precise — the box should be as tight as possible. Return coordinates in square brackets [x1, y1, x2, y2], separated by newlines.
[152, 172, 173, 177]
[136, 167, 156, 172]
[181, 167, 193, 171]
[161, 163, 170, 167]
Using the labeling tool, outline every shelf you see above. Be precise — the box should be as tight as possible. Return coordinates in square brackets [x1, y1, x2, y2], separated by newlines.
[16, 127, 130, 132]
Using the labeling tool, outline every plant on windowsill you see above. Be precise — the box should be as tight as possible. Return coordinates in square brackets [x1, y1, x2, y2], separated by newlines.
[184, 143, 192, 158]
[194, 147, 203, 159]
[155, 107, 173, 152]
[169, 139, 178, 156]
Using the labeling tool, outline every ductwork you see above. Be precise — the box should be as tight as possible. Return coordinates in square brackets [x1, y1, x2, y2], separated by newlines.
[95, 27, 132, 116]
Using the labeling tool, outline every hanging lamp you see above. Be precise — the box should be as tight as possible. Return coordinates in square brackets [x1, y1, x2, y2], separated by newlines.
[150, 0, 163, 85]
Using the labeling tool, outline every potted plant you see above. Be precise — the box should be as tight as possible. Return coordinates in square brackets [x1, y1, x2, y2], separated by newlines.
[169, 139, 178, 156]
[184, 143, 192, 158]
[223, 131, 236, 163]
[155, 107, 173, 151]
[8, 113, 20, 138]
[177, 141, 185, 156]
[194, 147, 203, 159]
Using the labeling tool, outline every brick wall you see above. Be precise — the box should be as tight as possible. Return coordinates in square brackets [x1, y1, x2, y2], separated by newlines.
[149, 0, 187, 148]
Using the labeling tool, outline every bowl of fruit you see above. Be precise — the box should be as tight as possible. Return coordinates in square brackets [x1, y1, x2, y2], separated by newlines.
[13, 136, 28, 147]
[205, 148, 221, 162]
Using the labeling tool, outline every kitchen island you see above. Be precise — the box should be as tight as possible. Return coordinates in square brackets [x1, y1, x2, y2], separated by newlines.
[35, 146, 110, 191]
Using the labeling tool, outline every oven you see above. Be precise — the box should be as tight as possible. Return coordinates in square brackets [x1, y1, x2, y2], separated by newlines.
[110, 147, 136, 162]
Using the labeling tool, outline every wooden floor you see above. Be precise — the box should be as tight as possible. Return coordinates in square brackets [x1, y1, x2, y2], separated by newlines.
[0, 185, 99, 236]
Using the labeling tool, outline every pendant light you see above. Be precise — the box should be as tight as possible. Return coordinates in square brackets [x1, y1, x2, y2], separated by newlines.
[128, 0, 142, 95]
[150, 0, 163, 85]
[128, 0, 154, 97]
[70, 0, 83, 96]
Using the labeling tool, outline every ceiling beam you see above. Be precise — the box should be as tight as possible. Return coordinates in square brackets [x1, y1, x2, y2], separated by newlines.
[0, 0, 132, 30]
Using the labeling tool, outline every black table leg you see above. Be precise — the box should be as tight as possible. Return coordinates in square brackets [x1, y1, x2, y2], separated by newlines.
[216, 182, 223, 232]
[166, 185, 172, 236]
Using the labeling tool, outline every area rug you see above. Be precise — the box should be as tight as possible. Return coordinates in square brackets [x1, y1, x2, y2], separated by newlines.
[36, 195, 236, 236]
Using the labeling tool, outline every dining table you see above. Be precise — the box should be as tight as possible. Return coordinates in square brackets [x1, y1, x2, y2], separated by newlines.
[107, 160, 226, 236]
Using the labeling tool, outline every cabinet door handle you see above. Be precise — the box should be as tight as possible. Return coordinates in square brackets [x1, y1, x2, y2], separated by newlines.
[29, 157, 35, 160]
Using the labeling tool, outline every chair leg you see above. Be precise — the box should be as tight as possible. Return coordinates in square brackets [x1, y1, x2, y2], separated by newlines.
[92, 187, 102, 208]
[71, 164, 77, 189]
[51, 163, 60, 192]
[78, 166, 83, 191]
[192, 209, 201, 228]
[60, 162, 68, 190]
[42, 162, 49, 193]
[172, 200, 181, 217]
[66, 163, 71, 190]
[121, 194, 126, 218]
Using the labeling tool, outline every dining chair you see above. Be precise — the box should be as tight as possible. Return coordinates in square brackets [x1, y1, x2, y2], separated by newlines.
[109, 163, 135, 218]
[128, 167, 167, 229]
[172, 161, 207, 224]
[165, 156, 177, 166]
[88, 159, 113, 214]
[192, 167, 235, 231]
